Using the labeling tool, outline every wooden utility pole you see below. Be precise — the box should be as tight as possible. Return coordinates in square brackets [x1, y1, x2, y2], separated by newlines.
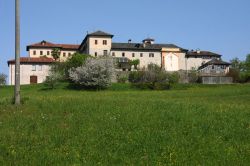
[15, 0, 20, 105]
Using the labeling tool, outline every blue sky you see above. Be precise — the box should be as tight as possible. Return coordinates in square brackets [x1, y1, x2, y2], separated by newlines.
[1, 0, 250, 75]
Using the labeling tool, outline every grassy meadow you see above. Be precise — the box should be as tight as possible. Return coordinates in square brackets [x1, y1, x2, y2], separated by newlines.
[0, 83, 249, 165]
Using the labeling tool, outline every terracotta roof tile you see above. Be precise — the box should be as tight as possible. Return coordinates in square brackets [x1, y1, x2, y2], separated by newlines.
[27, 40, 79, 51]
[8, 57, 55, 65]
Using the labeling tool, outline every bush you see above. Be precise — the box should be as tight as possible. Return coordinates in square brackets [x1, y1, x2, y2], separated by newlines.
[226, 68, 240, 83]
[44, 71, 63, 89]
[69, 57, 115, 89]
[128, 64, 171, 90]
[239, 72, 250, 83]
[168, 72, 180, 84]
[50, 62, 67, 80]
[188, 70, 198, 83]
[154, 82, 171, 90]
[0, 73, 7, 85]
[65, 53, 89, 76]
[128, 71, 143, 83]
[117, 75, 128, 83]
[49, 53, 89, 80]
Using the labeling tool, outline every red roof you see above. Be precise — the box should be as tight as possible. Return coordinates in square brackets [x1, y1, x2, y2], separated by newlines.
[26, 40, 79, 51]
[8, 57, 55, 65]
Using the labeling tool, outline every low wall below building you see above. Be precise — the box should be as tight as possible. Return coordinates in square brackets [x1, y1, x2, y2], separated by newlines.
[200, 76, 233, 84]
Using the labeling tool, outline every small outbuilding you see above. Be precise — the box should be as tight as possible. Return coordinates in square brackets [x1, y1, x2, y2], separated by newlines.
[198, 58, 232, 84]
[8, 57, 55, 85]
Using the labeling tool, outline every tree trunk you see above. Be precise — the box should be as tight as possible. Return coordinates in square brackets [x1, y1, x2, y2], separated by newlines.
[15, 0, 21, 105]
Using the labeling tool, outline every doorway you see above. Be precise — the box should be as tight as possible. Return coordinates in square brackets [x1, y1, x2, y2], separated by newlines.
[30, 75, 38, 84]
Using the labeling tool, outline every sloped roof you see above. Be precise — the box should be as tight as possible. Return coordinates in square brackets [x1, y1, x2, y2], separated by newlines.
[111, 43, 183, 51]
[88, 30, 114, 37]
[186, 51, 221, 57]
[8, 57, 55, 65]
[198, 58, 231, 70]
[27, 40, 79, 51]
[204, 58, 231, 65]
[79, 31, 114, 50]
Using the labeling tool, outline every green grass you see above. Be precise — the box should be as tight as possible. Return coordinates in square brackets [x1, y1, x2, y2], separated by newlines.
[0, 83, 249, 165]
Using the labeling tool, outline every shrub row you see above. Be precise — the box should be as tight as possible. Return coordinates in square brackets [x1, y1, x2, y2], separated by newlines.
[128, 64, 179, 90]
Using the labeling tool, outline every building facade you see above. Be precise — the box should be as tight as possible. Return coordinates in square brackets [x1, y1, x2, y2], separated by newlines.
[8, 57, 54, 85]
[198, 58, 231, 76]
[8, 30, 228, 85]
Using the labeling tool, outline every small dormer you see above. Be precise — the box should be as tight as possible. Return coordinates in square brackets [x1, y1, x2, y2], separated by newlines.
[142, 38, 155, 45]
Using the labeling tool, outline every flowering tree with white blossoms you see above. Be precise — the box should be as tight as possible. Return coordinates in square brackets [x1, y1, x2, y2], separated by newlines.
[69, 57, 115, 89]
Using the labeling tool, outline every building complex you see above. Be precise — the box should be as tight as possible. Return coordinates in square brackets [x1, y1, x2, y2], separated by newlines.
[8, 30, 229, 85]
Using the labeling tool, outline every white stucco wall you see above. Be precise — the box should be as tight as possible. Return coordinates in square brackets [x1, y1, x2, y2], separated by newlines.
[29, 48, 76, 61]
[9, 63, 51, 85]
[164, 53, 179, 71]
[88, 37, 112, 56]
[111, 50, 162, 68]
[186, 57, 212, 70]
[177, 53, 187, 70]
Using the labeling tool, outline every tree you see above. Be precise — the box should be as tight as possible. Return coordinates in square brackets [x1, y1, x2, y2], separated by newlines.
[0, 73, 7, 85]
[44, 70, 63, 89]
[51, 48, 61, 61]
[129, 59, 140, 69]
[69, 57, 115, 89]
[230, 58, 242, 71]
[230, 54, 250, 82]
[244, 54, 250, 72]
[65, 53, 89, 76]
[246, 54, 250, 63]
[15, 0, 21, 105]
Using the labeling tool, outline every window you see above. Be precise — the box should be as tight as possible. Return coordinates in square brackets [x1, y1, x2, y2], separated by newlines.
[47, 51, 50, 55]
[95, 40, 98, 45]
[112, 52, 115, 57]
[103, 50, 108, 56]
[103, 40, 107, 45]
[132, 53, 135, 57]
[68, 53, 71, 56]
[32, 65, 36, 71]
[38, 65, 42, 71]
[40, 51, 43, 55]
[149, 53, 154, 57]
[33, 50, 36, 55]
[140, 53, 143, 57]
[63, 52, 66, 57]
[95, 52, 98, 57]
[122, 52, 125, 57]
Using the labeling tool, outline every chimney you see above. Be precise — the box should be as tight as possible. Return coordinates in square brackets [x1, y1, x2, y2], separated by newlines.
[41, 40, 46, 45]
